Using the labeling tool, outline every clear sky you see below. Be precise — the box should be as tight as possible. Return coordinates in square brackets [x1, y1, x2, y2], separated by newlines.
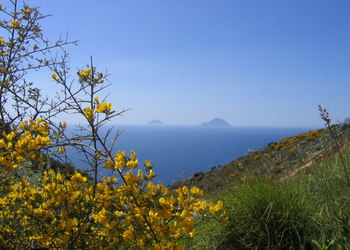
[23, 1, 350, 127]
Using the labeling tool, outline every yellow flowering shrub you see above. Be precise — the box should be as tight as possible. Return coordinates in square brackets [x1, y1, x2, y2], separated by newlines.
[0, 118, 51, 172]
[0, 137, 226, 248]
[306, 130, 322, 141]
[0, 2, 226, 248]
[295, 130, 323, 141]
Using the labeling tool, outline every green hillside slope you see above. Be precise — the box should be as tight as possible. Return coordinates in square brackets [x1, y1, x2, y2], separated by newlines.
[180, 124, 350, 249]
[171, 124, 350, 194]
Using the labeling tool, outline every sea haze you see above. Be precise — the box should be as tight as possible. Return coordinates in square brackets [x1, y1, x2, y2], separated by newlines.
[66, 125, 315, 186]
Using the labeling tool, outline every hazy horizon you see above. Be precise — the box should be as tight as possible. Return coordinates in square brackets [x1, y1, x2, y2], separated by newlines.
[67, 120, 319, 130]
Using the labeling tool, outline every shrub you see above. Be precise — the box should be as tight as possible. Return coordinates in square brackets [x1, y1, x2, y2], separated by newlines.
[306, 130, 322, 141]
[0, 1, 226, 248]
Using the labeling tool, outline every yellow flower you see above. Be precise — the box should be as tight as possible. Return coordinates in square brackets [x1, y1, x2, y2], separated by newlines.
[97, 73, 104, 83]
[123, 226, 135, 243]
[190, 186, 204, 196]
[107, 102, 112, 111]
[84, 107, 93, 121]
[95, 102, 106, 113]
[51, 73, 58, 80]
[181, 218, 194, 235]
[77, 68, 91, 78]
[126, 159, 138, 168]
[104, 159, 113, 169]
[194, 201, 207, 211]
[23, 8, 32, 14]
[209, 200, 223, 214]
[147, 169, 156, 179]
[131, 151, 136, 159]
[144, 160, 152, 168]
[137, 169, 143, 180]
[71, 172, 87, 183]
[115, 211, 123, 217]
[95, 101, 113, 113]
[77, 69, 86, 78]
[114, 151, 125, 169]
[10, 20, 20, 29]
[6, 131, 16, 141]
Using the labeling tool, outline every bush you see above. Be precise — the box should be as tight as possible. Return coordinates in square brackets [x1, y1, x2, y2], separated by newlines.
[0, 2, 226, 248]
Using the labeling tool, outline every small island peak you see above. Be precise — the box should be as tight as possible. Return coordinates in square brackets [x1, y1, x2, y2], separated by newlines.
[200, 118, 231, 127]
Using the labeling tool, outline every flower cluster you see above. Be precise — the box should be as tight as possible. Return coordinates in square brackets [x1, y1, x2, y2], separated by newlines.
[83, 103, 114, 122]
[0, 37, 7, 56]
[94, 96, 113, 114]
[0, 139, 226, 248]
[95, 102, 113, 114]
[0, 118, 51, 172]
[81, 94, 115, 122]
[84, 106, 94, 121]
[77, 67, 104, 85]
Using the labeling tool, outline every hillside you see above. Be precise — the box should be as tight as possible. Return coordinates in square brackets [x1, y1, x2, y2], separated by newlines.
[180, 123, 350, 248]
[170, 124, 350, 194]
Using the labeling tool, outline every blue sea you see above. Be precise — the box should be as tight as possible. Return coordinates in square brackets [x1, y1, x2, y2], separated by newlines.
[67, 125, 315, 186]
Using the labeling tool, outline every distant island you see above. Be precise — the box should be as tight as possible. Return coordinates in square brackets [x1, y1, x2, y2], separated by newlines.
[199, 118, 231, 127]
[147, 120, 165, 125]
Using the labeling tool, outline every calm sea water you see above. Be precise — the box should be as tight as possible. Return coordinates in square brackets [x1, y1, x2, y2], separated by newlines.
[67, 125, 314, 186]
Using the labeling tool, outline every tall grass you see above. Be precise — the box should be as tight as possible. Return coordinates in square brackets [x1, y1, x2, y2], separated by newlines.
[218, 179, 318, 249]
[302, 146, 350, 249]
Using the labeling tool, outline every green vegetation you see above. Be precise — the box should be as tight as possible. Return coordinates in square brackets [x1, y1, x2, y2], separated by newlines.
[171, 125, 350, 194]
[178, 121, 350, 249]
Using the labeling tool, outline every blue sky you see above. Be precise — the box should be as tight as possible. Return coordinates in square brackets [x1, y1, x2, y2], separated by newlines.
[25, 1, 350, 127]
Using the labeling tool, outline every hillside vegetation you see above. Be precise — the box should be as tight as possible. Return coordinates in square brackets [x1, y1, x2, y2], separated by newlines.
[171, 124, 350, 194]
[175, 123, 350, 249]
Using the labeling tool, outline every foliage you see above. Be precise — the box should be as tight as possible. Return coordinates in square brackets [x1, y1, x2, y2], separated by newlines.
[218, 178, 318, 249]
[305, 147, 350, 248]
[170, 124, 350, 194]
[186, 144, 350, 249]
[0, 1, 226, 248]
[319, 105, 350, 189]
